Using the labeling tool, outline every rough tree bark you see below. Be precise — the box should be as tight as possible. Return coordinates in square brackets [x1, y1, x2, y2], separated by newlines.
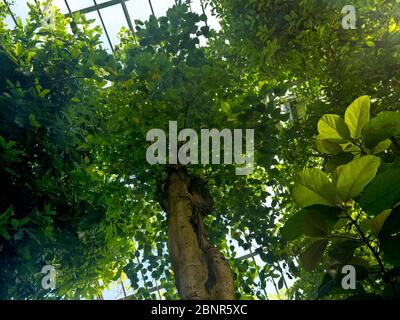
[160, 165, 235, 300]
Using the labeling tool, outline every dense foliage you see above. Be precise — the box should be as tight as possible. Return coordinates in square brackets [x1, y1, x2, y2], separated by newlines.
[207, 0, 400, 299]
[0, 3, 136, 299]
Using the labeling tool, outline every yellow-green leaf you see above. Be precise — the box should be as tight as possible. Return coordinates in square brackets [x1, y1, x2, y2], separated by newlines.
[318, 114, 351, 143]
[372, 209, 391, 236]
[336, 155, 381, 202]
[292, 168, 336, 208]
[15, 43, 23, 57]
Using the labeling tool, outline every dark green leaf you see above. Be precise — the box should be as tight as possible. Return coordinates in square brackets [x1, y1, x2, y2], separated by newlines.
[328, 240, 358, 264]
[362, 111, 400, 148]
[281, 205, 340, 241]
[324, 153, 354, 173]
[380, 205, 400, 238]
[300, 239, 328, 272]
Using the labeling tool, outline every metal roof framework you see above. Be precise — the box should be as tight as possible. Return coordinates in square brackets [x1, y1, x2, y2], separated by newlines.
[1, 0, 287, 300]
[2, 0, 209, 52]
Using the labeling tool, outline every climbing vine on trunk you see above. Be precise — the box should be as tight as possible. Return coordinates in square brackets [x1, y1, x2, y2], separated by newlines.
[163, 166, 235, 299]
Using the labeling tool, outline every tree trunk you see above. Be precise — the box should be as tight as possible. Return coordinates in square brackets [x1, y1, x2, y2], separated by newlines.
[161, 166, 235, 300]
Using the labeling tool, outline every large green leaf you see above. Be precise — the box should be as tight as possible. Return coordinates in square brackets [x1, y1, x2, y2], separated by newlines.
[381, 235, 400, 264]
[0, 206, 13, 226]
[349, 256, 370, 271]
[328, 240, 358, 264]
[318, 114, 351, 143]
[372, 209, 391, 236]
[344, 96, 370, 139]
[362, 111, 400, 148]
[372, 139, 392, 154]
[300, 239, 328, 272]
[359, 168, 400, 215]
[315, 136, 343, 155]
[281, 212, 305, 241]
[378, 207, 400, 264]
[380, 205, 400, 238]
[324, 153, 354, 173]
[335, 155, 381, 202]
[292, 168, 337, 208]
[317, 273, 337, 299]
[301, 206, 340, 237]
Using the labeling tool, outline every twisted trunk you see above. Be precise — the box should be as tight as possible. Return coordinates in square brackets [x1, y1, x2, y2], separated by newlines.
[161, 166, 235, 300]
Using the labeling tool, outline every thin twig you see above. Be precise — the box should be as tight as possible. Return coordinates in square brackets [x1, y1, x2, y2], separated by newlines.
[343, 207, 400, 297]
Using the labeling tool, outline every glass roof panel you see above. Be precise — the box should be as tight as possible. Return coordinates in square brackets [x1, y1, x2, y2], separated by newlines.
[66, 0, 94, 12]
[125, 0, 151, 22]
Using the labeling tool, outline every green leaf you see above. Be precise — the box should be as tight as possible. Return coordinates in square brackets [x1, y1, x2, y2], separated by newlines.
[344, 96, 370, 139]
[341, 142, 361, 154]
[349, 256, 370, 271]
[378, 207, 400, 264]
[359, 218, 372, 233]
[381, 235, 400, 263]
[380, 206, 400, 238]
[278, 277, 284, 290]
[372, 139, 392, 154]
[315, 137, 343, 155]
[0, 228, 11, 240]
[15, 43, 23, 57]
[351, 263, 369, 281]
[300, 239, 328, 272]
[38, 88, 50, 98]
[199, 14, 207, 21]
[0, 206, 13, 226]
[336, 155, 381, 202]
[317, 114, 351, 143]
[334, 218, 349, 230]
[200, 26, 210, 37]
[366, 40, 375, 47]
[372, 209, 392, 236]
[18, 217, 30, 226]
[301, 205, 340, 237]
[20, 245, 30, 260]
[362, 111, 400, 148]
[28, 114, 41, 128]
[281, 205, 340, 240]
[324, 153, 354, 173]
[10, 218, 19, 228]
[220, 101, 230, 113]
[383, 280, 400, 298]
[317, 273, 336, 299]
[13, 229, 24, 241]
[359, 169, 400, 215]
[328, 240, 358, 264]
[281, 213, 304, 241]
[292, 168, 336, 208]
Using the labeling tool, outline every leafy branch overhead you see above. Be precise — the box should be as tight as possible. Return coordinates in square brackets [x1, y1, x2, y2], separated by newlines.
[284, 96, 400, 298]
